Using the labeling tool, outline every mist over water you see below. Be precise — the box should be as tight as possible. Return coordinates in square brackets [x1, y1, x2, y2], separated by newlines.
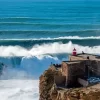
[0, 54, 60, 100]
[0, 80, 39, 100]
[0, 0, 99, 100]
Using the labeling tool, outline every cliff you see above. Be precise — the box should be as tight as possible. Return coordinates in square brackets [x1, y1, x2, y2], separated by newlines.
[39, 68, 100, 100]
[39, 54, 100, 100]
[39, 68, 62, 100]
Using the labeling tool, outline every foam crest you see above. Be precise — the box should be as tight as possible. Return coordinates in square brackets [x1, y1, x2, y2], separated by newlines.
[0, 46, 29, 56]
[1, 36, 100, 41]
[57, 36, 100, 40]
[29, 41, 100, 55]
[0, 41, 100, 57]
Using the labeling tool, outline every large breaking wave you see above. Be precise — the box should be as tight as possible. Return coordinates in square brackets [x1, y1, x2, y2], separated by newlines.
[1, 41, 100, 79]
[0, 55, 60, 79]
[0, 41, 100, 57]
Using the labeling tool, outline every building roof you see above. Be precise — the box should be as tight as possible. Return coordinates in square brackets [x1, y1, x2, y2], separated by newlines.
[76, 53, 100, 61]
[63, 53, 100, 65]
[63, 60, 81, 64]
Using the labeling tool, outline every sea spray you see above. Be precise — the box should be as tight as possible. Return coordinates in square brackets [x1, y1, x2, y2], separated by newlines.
[0, 42, 100, 57]
[0, 80, 39, 100]
[0, 55, 60, 79]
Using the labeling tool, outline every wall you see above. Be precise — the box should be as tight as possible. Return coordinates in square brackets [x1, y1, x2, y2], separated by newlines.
[61, 60, 100, 87]
[61, 61, 88, 87]
[54, 75, 66, 86]
[61, 62, 68, 76]
[97, 61, 100, 76]
[69, 55, 85, 61]
[67, 62, 86, 87]
[61, 62, 69, 86]
[90, 61, 100, 76]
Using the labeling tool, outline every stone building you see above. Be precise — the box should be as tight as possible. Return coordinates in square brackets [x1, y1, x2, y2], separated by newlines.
[49, 53, 100, 87]
[61, 61, 86, 87]
[42, 53, 100, 88]
[69, 53, 100, 76]
[60, 53, 100, 87]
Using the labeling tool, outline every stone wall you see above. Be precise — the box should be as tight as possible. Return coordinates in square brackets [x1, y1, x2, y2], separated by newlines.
[61, 62, 68, 76]
[61, 61, 86, 87]
[69, 54, 97, 61]
[69, 55, 100, 76]
[90, 61, 100, 76]
[96, 61, 100, 76]
[67, 63, 84, 87]
[54, 75, 66, 86]
[61, 60, 100, 87]
[69, 55, 86, 61]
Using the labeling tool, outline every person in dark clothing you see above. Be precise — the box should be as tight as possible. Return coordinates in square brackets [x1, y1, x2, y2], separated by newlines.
[87, 56, 89, 59]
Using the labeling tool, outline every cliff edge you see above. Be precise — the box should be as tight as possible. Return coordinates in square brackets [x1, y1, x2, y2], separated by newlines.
[39, 53, 100, 100]
[39, 68, 100, 100]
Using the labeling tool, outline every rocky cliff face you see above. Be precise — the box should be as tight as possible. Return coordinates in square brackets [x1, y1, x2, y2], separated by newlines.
[39, 69, 55, 100]
[51, 86, 100, 100]
[39, 68, 100, 100]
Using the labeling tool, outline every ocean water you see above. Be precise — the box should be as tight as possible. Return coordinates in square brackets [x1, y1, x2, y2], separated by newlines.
[0, 0, 100, 100]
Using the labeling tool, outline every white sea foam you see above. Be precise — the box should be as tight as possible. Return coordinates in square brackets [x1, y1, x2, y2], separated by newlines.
[0, 55, 60, 100]
[29, 41, 100, 54]
[1, 36, 100, 41]
[0, 80, 39, 100]
[0, 41, 99, 57]
[56, 36, 100, 40]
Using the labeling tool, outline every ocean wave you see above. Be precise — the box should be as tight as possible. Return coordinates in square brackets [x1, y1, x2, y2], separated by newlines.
[0, 55, 60, 79]
[0, 41, 100, 56]
[0, 36, 100, 41]
[1, 40, 100, 79]
[40, 36, 100, 40]
[0, 29, 99, 38]
[0, 17, 96, 20]
[0, 30, 99, 39]
[0, 22, 99, 26]
[1, 41, 100, 80]
[0, 37, 100, 47]
[0, 29, 99, 32]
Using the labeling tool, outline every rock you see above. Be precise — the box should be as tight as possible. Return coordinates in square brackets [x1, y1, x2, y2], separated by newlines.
[39, 68, 100, 100]
[39, 69, 55, 100]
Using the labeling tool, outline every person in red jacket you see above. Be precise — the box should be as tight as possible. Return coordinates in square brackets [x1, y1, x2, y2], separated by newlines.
[72, 48, 77, 56]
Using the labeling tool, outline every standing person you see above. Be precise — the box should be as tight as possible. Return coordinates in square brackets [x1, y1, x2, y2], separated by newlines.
[72, 48, 77, 56]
